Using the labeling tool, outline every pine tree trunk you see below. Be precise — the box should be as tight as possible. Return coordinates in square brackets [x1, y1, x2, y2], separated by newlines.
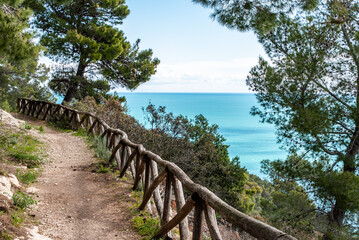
[324, 202, 346, 240]
[61, 60, 87, 104]
[324, 137, 358, 240]
[62, 86, 77, 104]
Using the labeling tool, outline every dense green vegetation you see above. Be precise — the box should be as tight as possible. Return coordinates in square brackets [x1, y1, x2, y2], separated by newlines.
[0, 0, 52, 111]
[193, 0, 359, 239]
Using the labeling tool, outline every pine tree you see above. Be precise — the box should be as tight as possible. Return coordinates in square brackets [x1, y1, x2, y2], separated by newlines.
[0, 0, 40, 62]
[193, 0, 359, 238]
[27, 0, 160, 103]
[0, 0, 47, 110]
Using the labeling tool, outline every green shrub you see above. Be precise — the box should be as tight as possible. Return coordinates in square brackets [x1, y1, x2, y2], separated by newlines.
[74, 128, 88, 137]
[97, 164, 110, 173]
[38, 126, 44, 133]
[9, 153, 41, 168]
[16, 170, 39, 184]
[12, 191, 36, 210]
[10, 209, 25, 227]
[131, 215, 160, 238]
[0, 100, 11, 113]
[48, 114, 74, 131]
[23, 123, 32, 130]
[92, 136, 111, 162]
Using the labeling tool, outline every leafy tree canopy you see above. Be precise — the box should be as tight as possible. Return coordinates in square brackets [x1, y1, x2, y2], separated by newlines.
[26, 0, 160, 103]
[0, 0, 50, 110]
[0, 0, 40, 63]
[259, 178, 317, 238]
[0, 59, 52, 111]
[193, 0, 359, 238]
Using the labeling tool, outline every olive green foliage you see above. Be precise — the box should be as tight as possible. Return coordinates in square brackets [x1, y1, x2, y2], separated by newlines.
[72, 96, 256, 212]
[248, 173, 317, 239]
[12, 191, 36, 210]
[0, 0, 52, 111]
[194, 0, 359, 238]
[261, 154, 359, 238]
[90, 136, 112, 171]
[47, 112, 76, 132]
[16, 169, 39, 185]
[38, 126, 44, 133]
[0, 124, 42, 236]
[27, 0, 160, 103]
[143, 104, 260, 212]
[259, 179, 316, 237]
[0, 0, 39, 62]
[74, 128, 113, 172]
[131, 215, 160, 239]
[0, 61, 53, 111]
[10, 210, 25, 227]
[129, 190, 161, 239]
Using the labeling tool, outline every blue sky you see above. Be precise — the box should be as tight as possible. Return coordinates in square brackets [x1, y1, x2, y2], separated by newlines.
[118, 0, 266, 93]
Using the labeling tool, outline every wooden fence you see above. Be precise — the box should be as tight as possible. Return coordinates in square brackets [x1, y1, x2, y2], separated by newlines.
[17, 98, 297, 240]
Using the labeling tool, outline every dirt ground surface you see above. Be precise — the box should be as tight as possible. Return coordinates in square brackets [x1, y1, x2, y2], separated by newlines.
[14, 114, 141, 240]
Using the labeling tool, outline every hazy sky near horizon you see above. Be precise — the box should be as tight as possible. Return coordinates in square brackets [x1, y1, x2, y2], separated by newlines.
[118, 0, 266, 93]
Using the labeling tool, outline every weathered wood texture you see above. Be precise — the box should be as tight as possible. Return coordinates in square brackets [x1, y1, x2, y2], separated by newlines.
[17, 98, 297, 240]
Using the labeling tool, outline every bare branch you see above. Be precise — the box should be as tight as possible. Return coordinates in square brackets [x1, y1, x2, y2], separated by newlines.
[314, 135, 341, 156]
[334, 121, 354, 135]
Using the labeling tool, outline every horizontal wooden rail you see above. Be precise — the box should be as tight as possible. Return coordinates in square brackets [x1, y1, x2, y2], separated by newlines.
[17, 98, 297, 240]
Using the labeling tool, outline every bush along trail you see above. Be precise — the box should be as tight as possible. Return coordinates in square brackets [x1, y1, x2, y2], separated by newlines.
[0, 110, 144, 240]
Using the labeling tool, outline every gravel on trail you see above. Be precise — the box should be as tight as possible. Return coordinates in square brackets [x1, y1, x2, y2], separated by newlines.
[13, 114, 141, 240]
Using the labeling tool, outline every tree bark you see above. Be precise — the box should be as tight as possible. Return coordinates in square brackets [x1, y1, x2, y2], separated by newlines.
[61, 60, 87, 104]
[62, 86, 77, 104]
[324, 132, 359, 240]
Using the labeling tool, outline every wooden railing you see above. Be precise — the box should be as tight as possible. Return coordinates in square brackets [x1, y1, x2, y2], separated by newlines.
[17, 98, 297, 240]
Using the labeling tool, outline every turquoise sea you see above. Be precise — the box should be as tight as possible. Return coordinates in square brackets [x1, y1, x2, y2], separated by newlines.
[118, 93, 287, 177]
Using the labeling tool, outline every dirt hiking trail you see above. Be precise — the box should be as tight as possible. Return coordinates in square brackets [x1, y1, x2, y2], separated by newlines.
[15, 114, 141, 240]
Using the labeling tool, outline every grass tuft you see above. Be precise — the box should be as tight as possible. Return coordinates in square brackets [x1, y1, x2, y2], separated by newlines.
[12, 191, 36, 210]
[97, 164, 110, 173]
[38, 126, 44, 133]
[10, 209, 25, 227]
[0, 230, 13, 240]
[75, 130, 114, 172]
[9, 153, 41, 168]
[23, 123, 32, 130]
[91, 136, 111, 162]
[5, 134, 43, 168]
[131, 215, 161, 239]
[16, 169, 39, 185]
[74, 128, 88, 137]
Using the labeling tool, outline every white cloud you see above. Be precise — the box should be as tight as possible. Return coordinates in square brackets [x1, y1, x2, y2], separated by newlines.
[117, 57, 260, 93]
[40, 55, 261, 93]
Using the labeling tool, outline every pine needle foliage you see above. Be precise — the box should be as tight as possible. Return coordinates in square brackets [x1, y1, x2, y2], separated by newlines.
[193, 0, 359, 238]
[26, 0, 160, 103]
